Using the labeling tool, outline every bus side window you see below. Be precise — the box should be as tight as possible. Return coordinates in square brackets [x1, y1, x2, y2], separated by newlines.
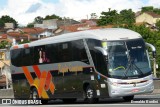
[87, 39, 107, 75]
[58, 42, 72, 62]
[34, 45, 47, 64]
[72, 40, 88, 63]
[22, 47, 34, 66]
[46, 44, 58, 63]
[11, 49, 22, 67]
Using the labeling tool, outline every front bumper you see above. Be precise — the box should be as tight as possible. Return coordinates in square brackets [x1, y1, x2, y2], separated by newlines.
[107, 75, 154, 98]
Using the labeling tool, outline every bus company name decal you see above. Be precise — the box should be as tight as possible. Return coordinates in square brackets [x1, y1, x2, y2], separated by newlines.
[58, 64, 83, 73]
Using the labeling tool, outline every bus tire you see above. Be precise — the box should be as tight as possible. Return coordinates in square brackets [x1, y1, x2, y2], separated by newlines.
[31, 88, 39, 100]
[31, 88, 48, 104]
[63, 98, 77, 103]
[84, 85, 99, 103]
[123, 95, 134, 101]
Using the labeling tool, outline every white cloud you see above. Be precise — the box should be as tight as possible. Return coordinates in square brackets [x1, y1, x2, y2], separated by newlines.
[147, 0, 160, 8]
[0, 0, 160, 26]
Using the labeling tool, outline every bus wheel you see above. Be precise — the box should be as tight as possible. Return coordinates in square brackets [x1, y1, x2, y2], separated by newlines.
[123, 95, 134, 101]
[63, 98, 77, 103]
[84, 85, 98, 103]
[31, 88, 48, 104]
[31, 88, 39, 100]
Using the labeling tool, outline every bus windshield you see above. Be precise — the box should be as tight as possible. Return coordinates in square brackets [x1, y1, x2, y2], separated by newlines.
[107, 39, 151, 79]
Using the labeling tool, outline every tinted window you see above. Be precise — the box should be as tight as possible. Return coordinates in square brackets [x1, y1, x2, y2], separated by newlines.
[34, 45, 50, 64]
[22, 48, 34, 66]
[58, 42, 72, 62]
[46, 44, 59, 63]
[11, 49, 22, 67]
[11, 40, 89, 66]
[87, 39, 107, 75]
[72, 40, 89, 63]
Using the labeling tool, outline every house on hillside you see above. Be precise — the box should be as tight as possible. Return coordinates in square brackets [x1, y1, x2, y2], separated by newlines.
[81, 19, 98, 26]
[22, 28, 54, 39]
[57, 19, 80, 27]
[136, 12, 160, 27]
[34, 19, 58, 30]
[35, 19, 80, 30]
[7, 32, 37, 42]
[4, 23, 15, 29]
[54, 23, 102, 35]
[0, 34, 11, 43]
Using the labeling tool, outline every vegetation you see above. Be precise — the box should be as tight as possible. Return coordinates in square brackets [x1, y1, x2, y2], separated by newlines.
[97, 8, 135, 26]
[18, 40, 30, 44]
[44, 14, 62, 20]
[0, 41, 11, 49]
[0, 20, 5, 28]
[27, 22, 34, 28]
[27, 14, 62, 27]
[156, 20, 160, 31]
[0, 15, 18, 28]
[141, 6, 160, 14]
[34, 16, 43, 24]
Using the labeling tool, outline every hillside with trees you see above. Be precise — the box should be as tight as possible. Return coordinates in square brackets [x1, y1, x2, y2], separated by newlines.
[0, 15, 18, 28]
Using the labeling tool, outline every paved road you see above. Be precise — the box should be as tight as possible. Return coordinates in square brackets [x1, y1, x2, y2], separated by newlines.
[0, 94, 160, 107]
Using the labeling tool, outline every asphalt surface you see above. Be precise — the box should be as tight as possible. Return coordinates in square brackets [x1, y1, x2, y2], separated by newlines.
[0, 94, 160, 107]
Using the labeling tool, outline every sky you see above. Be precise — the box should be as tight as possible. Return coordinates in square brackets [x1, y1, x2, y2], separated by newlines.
[0, 0, 160, 26]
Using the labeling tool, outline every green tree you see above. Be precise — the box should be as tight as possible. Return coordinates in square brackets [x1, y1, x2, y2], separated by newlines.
[90, 13, 98, 19]
[119, 9, 135, 25]
[0, 19, 5, 28]
[153, 8, 160, 14]
[44, 14, 62, 20]
[34, 16, 43, 24]
[141, 6, 160, 14]
[27, 22, 34, 28]
[156, 20, 160, 31]
[0, 41, 11, 49]
[0, 15, 18, 28]
[141, 6, 154, 12]
[18, 40, 30, 44]
[97, 9, 118, 26]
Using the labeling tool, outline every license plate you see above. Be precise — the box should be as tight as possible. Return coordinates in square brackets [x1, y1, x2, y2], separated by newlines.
[132, 89, 139, 92]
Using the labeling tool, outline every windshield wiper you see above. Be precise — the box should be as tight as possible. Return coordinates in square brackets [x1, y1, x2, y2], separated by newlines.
[124, 57, 144, 77]
[133, 63, 144, 76]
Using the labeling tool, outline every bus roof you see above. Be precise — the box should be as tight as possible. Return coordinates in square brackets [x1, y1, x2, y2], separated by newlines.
[11, 28, 142, 49]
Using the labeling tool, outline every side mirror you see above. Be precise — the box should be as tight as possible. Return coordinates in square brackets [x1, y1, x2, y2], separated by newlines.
[145, 43, 156, 58]
[94, 47, 107, 56]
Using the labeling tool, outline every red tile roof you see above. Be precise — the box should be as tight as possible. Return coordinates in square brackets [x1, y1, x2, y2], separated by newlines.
[0, 34, 7, 39]
[145, 12, 160, 18]
[7, 32, 37, 41]
[21, 27, 46, 34]
[60, 24, 113, 32]
[0, 39, 12, 43]
[60, 23, 88, 32]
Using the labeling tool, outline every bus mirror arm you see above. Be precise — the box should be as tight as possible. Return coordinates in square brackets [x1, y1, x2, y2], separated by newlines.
[145, 43, 156, 58]
[94, 47, 108, 56]
[146, 42, 157, 78]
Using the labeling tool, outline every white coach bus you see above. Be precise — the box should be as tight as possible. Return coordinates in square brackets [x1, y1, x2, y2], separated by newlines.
[10, 28, 155, 103]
